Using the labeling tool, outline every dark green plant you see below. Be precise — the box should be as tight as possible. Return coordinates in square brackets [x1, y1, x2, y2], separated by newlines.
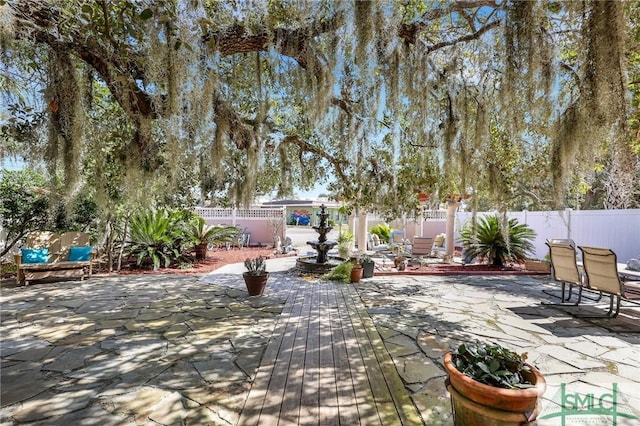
[185, 216, 239, 247]
[370, 224, 391, 243]
[322, 261, 353, 283]
[452, 342, 534, 389]
[459, 215, 535, 267]
[0, 169, 50, 257]
[126, 208, 186, 271]
[51, 191, 100, 234]
[337, 231, 354, 245]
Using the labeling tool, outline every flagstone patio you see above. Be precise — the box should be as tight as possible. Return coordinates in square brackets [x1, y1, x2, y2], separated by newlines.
[1, 257, 639, 425]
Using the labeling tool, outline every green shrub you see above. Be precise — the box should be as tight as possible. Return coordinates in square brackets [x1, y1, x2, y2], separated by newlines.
[322, 261, 353, 283]
[0, 169, 50, 258]
[337, 230, 354, 245]
[126, 208, 187, 271]
[459, 215, 535, 267]
[370, 223, 391, 243]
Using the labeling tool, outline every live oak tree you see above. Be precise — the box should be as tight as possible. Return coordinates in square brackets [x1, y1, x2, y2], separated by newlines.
[1, 0, 638, 215]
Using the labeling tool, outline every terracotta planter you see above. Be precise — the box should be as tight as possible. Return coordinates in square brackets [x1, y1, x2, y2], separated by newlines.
[242, 272, 269, 296]
[350, 266, 363, 283]
[443, 352, 546, 426]
[524, 260, 550, 273]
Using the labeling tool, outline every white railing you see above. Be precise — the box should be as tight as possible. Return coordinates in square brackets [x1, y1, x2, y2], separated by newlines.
[193, 207, 287, 246]
[369, 210, 447, 222]
[422, 209, 447, 220]
[195, 208, 235, 218]
[194, 207, 285, 220]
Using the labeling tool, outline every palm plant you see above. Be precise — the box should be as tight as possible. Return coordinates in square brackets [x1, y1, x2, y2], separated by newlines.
[460, 215, 536, 267]
[185, 217, 239, 259]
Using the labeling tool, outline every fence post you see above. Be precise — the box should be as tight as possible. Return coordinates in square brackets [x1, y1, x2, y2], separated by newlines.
[565, 208, 572, 240]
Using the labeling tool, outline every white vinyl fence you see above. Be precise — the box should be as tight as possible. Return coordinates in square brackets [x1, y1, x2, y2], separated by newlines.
[455, 209, 640, 263]
[194, 207, 287, 247]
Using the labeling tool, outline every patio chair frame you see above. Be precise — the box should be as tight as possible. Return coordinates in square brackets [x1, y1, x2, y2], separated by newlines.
[576, 246, 627, 318]
[542, 239, 586, 306]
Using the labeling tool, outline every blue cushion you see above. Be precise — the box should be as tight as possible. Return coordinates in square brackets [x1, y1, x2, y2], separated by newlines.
[68, 246, 93, 262]
[21, 248, 49, 264]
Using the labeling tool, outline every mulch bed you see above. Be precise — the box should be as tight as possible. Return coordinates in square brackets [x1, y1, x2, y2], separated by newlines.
[374, 262, 549, 276]
[101, 247, 297, 276]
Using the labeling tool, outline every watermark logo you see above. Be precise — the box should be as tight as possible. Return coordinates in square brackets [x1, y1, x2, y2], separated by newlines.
[539, 383, 638, 425]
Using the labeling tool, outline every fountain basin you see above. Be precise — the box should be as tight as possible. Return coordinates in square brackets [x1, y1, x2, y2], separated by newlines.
[296, 256, 346, 274]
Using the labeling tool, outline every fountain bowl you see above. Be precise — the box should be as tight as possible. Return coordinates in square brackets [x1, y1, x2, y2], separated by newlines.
[296, 256, 346, 274]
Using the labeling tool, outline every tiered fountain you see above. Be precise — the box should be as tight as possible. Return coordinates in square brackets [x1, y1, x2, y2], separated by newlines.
[296, 204, 343, 273]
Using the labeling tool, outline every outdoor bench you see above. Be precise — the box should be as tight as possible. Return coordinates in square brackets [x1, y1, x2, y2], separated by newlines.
[14, 231, 95, 286]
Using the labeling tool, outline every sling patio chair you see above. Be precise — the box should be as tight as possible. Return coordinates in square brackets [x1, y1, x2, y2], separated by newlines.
[543, 239, 590, 305]
[411, 236, 434, 257]
[576, 246, 635, 318]
[367, 233, 388, 252]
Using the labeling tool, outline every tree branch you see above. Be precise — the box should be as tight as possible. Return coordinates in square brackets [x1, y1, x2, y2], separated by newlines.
[205, 14, 343, 69]
[399, 0, 500, 45]
[280, 135, 350, 184]
[423, 20, 501, 54]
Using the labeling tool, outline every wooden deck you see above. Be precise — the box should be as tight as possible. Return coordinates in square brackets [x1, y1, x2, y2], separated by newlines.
[238, 281, 422, 425]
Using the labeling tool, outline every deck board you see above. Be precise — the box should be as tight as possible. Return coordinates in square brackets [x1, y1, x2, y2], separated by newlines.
[239, 279, 421, 425]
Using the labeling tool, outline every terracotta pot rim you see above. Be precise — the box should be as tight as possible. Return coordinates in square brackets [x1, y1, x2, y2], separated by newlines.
[243, 271, 269, 277]
[443, 351, 546, 403]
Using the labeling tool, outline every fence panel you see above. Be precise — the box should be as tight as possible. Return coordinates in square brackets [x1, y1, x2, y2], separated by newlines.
[568, 210, 639, 263]
[194, 207, 286, 247]
[455, 209, 640, 262]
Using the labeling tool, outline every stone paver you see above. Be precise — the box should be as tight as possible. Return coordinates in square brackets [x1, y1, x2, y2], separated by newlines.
[1, 257, 639, 425]
[1, 272, 289, 425]
[353, 273, 640, 425]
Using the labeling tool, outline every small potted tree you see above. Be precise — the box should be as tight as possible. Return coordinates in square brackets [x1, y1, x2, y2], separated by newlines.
[243, 256, 269, 296]
[443, 341, 546, 425]
[186, 217, 239, 260]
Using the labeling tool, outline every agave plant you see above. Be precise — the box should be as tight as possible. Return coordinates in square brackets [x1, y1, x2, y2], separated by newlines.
[460, 215, 535, 267]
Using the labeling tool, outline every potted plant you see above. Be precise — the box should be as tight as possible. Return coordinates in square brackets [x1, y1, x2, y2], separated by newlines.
[243, 256, 269, 296]
[349, 255, 364, 283]
[337, 231, 354, 259]
[360, 254, 375, 278]
[186, 217, 239, 260]
[394, 256, 408, 271]
[443, 341, 546, 425]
